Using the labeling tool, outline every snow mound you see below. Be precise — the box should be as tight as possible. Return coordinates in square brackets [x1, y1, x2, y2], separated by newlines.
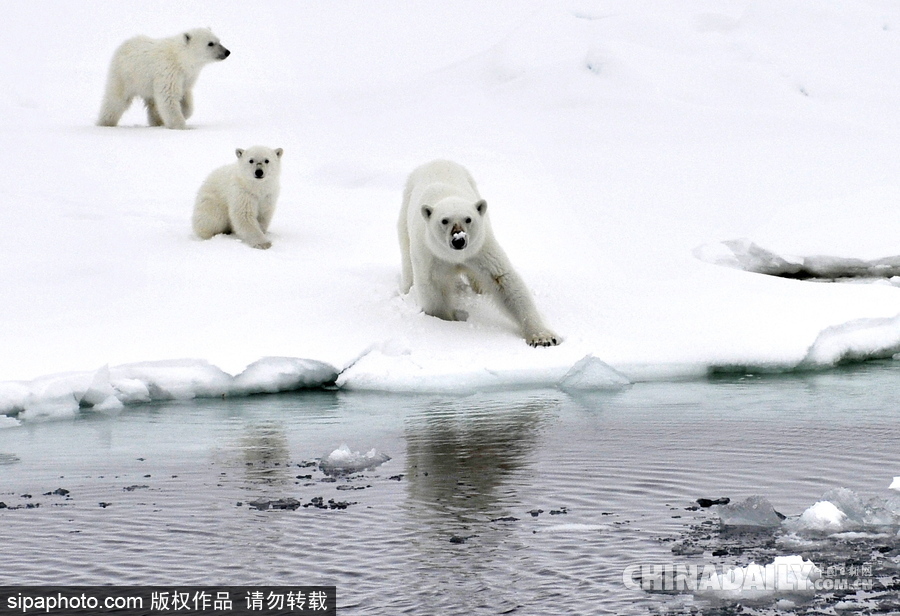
[319, 445, 391, 476]
[717, 496, 784, 528]
[233, 357, 338, 395]
[801, 315, 900, 366]
[793, 501, 847, 532]
[557, 355, 631, 391]
[696, 555, 821, 603]
[0, 358, 339, 422]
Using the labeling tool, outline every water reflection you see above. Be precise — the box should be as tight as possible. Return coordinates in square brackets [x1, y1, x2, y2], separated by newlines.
[403, 393, 559, 522]
[237, 422, 293, 487]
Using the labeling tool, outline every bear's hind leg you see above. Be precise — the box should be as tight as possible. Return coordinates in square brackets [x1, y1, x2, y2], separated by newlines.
[97, 88, 131, 127]
[145, 99, 164, 126]
[193, 192, 231, 240]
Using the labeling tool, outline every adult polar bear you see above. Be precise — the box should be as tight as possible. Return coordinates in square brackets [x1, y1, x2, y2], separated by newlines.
[399, 160, 561, 347]
[97, 28, 230, 129]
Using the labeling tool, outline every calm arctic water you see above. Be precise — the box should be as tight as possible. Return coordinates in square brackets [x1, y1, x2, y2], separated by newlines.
[1, 362, 899, 614]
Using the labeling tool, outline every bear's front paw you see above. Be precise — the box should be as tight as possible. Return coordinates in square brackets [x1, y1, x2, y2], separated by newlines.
[252, 240, 272, 250]
[526, 331, 561, 348]
[452, 309, 469, 322]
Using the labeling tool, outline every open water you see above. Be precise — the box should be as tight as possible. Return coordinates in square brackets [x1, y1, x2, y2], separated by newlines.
[1, 361, 899, 614]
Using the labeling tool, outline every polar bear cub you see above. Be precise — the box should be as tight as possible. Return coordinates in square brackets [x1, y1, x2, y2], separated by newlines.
[193, 146, 283, 249]
[399, 159, 561, 347]
[97, 28, 230, 129]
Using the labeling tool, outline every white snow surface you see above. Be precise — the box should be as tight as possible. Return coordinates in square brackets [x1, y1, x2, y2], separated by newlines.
[5, 1, 900, 407]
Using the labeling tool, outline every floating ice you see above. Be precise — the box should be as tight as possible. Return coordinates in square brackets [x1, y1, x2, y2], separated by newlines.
[785, 487, 898, 533]
[717, 495, 783, 528]
[320, 445, 391, 476]
[891, 477, 900, 491]
[793, 501, 846, 532]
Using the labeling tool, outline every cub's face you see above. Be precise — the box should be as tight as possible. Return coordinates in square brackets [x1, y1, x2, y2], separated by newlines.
[184, 28, 231, 62]
[421, 198, 487, 262]
[235, 146, 283, 181]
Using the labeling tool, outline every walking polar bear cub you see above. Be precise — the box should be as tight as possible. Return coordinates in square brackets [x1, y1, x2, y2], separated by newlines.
[399, 160, 561, 347]
[193, 146, 283, 249]
[97, 28, 230, 129]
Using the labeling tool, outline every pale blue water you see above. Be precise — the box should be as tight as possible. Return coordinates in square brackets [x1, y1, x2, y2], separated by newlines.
[1, 361, 899, 614]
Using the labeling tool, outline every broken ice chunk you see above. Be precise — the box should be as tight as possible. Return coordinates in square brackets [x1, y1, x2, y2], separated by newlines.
[320, 445, 390, 476]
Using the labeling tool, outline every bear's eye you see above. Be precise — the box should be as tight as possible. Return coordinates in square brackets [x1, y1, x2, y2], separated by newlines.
[248, 159, 255, 164]
[441, 218, 449, 225]
[264, 159, 269, 164]
[208, 42, 215, 47]
[465, 217, 472, 224]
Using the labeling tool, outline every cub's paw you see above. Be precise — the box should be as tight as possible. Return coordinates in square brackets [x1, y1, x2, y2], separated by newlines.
[252, 240, 272, 250]
[526, 331, 561, 347]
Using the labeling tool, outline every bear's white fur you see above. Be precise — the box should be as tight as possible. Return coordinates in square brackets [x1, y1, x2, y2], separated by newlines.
[193, 146, 283, 250]
[97, 28, 230, 129]
[399, 159, 561, 347]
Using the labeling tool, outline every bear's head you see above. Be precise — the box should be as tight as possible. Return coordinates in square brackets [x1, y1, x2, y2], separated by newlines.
[421, 198, 488, 262]
[183, 28, 231, 62]
[235, 146, 283, 181]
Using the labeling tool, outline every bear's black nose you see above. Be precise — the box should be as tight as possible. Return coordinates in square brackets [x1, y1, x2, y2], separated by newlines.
[255, 169, 264, 179]
[220, 48, 231, 59]
[451, 236, 467, 250]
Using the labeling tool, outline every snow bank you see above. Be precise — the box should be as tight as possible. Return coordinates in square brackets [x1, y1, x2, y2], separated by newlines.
[0, 358, 338, 423]
[801, 315, 900, 367]
[338, 342, 631, 393]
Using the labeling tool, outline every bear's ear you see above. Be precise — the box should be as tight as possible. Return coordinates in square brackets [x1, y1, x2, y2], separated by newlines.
[184, 33, 191, 44]
[475, 199, 487, 215]
[274, 148, 283, 158]
[235, 149, 244, 159]
[421, 205, 433, 220]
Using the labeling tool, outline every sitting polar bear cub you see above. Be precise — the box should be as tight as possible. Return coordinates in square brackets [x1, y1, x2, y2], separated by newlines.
[399, 159, 561, 347]
[97, 28, 230, 129]
[193, 146, 283, 249]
